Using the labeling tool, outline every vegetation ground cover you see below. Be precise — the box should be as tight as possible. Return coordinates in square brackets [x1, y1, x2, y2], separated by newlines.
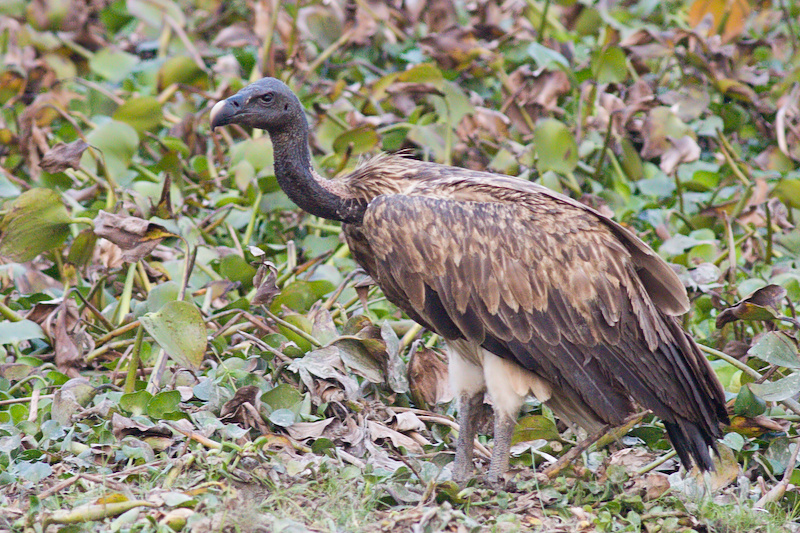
[1, 0, 800, 531]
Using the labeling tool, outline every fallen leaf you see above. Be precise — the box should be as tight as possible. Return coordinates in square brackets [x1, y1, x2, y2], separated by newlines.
[93, 210, 174, 263]
[40, 140, 89, 173]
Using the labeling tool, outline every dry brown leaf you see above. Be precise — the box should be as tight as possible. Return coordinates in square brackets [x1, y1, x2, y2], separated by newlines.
[285, 419, 335, 441]
[54, 299, 83, 376]
[40, 140, 89, 173]
[659, 135, 701, 174]
[407, 347, 452, 408]
[93, 210, 174, 263]
[367, 420, 423, 454]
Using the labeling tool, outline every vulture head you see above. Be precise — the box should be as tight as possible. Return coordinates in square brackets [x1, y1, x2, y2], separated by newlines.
[210, 77, 306, 135]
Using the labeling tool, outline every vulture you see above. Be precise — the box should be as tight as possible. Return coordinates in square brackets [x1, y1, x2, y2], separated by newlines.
[210, 78, 729, 484]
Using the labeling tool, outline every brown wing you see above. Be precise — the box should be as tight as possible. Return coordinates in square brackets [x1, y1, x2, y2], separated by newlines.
[345, 192, 727, 469]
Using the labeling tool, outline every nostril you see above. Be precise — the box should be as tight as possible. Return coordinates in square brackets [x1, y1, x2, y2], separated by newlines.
[231, 100, 240, 109]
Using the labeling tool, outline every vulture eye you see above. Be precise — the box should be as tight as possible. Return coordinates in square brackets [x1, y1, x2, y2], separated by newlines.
[261, 93, 274, 104]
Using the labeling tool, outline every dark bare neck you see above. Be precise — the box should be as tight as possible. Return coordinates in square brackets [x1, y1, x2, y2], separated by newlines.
[269, 122, 366, 224]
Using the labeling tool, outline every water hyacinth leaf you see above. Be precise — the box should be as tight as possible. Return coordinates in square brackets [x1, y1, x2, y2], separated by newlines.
[534, 119, 578, 174]
[147, 390, 182, 419]
[775, 178, 800, 209]
[145, 281, 181, 314]
[113, 97, 164, 135]
[127, 0, 185, 27]
[139, 301, 206, 370]
[219, 254, 256, 291]
[120, 390, 153, 416]
[261, 383, 303, 412]
[268, 409, 296, 427]
[750, 372, 800, 402]
[334, 337, 385, 383]
[332, 126, 379, 156]
[513, 415, 560, 444]
[157, 55, 207, 90]
[83, 120, 139, 186]
[733, 384, 766, 417]
[591, 46, 628, 84]
[276, 314, 314, 353]
[0, 188, 71, 262]
[747, 332, 800, 369]
[89, 49, 140, 82]
[0, 320, 45, 344]
[67, 229, 98, 269]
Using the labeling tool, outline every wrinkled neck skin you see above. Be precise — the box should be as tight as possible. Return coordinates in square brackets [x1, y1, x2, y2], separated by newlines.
[269, 118, 366, 224]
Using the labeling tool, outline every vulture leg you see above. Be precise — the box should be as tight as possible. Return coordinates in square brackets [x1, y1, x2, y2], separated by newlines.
[453, 390, 484, 483]
[488, 413, 516, 484]
[449, 345, 486, 484]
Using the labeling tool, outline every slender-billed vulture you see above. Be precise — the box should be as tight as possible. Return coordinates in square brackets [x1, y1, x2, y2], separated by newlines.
[210, 77, 728, 484]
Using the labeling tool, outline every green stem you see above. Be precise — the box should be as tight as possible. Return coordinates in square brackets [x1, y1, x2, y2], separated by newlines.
[124, 325, 145, 394]
[242, 190, 262, 246]
[265, 310, 321, 347]
[114, 263, 137, 326]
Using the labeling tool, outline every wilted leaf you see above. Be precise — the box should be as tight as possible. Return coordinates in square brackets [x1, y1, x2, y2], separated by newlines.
[252, 263, 280, 305]
[408, 347, 452, 408]
[54, 300, 82, 375]
[139, 301, 207, 370]
[93, 210, 174, 262]
[40, 140, 89, 173]
[0, 188, 71, 262]
[660, 136, 701, 175]
[51, 378, 95, 426]
[716, 285, 788, 329]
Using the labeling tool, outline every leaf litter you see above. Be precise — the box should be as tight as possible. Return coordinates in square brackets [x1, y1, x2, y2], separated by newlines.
[0, 0, 799, 531]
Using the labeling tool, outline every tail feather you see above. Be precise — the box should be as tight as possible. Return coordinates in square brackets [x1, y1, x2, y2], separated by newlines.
[664, 418, 719, 471]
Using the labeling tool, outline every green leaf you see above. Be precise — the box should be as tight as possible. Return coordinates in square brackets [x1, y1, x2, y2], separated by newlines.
[733, 384, 766, 417]
[527, 42, 569, 70]
[262, 383, 302, 412]
[513, 415, 560, 444]
[750, 372, 800, 402]
[747, 332, 800, 369]
[89, 49, 140, 82]
[534, 119, 578, 174]
[83, 120, 139, 186]
[220, 254, 256, 291]
[592, 46, 628, 83]
[157, 56, 206, 90]
[139, 301, 207, 370]
[147, 390, 181, 419]
[120, 390, 153, 416]
[0, 188, 71, 262]
[332, 127, 379, 156]
[0, 320, 45, 344]
[113, 97, 164, 135]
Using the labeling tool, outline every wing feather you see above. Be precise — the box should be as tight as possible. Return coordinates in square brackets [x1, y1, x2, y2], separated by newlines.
[344, 192, 726, 466]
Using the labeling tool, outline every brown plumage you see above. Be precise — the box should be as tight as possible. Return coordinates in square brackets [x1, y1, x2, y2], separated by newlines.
[210, 78, 729, 484]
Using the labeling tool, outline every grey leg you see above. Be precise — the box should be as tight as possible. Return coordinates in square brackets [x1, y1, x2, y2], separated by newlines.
[453, 391, 484, 484]
[488, 413, 516, 485]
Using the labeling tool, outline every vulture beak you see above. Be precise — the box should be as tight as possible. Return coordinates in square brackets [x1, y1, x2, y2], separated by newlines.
[209, 95, 244, 130]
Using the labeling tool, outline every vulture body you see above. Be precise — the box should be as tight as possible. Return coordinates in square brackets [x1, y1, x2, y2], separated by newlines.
[210, 78, 729, 483]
